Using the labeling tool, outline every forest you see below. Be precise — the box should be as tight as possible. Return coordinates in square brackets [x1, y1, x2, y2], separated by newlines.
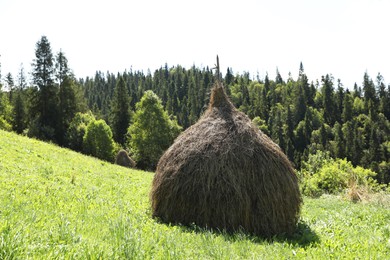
[0, 36, 389, 183]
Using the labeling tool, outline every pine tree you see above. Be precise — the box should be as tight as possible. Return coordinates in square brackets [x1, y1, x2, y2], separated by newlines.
[335, 79, 344, 123]
[343, 121, 354, 162]
[12, 65, 28, 133]
[110, 75, 131, 145]
[55, 50, 77, 145]
[342, 90, 353, 123]
[5, 73, 14, 90]
[321, 74, 335, 125]
[333, 122, 345, 159]
[12, 92, 26, 134]
[275, 67, 284, 85]
[362, 72, 378, 121]
[353, 83, 362, 98]
[17, 64, 27, 90]
[285, 105, 294, 139]
[319, 124, 327, 149]
[225, 67, 234, 87]
[5, 73, 15, 102]
[293, 84, 306, 125]
[30, 36, 58, 141]
[377, 73, 390, 120]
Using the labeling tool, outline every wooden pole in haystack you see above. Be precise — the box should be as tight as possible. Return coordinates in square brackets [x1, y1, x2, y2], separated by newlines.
[213, 55, 221, 83]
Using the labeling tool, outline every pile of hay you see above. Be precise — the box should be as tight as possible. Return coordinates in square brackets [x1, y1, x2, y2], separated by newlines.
[115, 149, 136, 168]
[150, 82, 301, 237]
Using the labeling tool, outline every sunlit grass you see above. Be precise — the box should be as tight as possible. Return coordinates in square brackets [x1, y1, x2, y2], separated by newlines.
[1, 130, 389, 259]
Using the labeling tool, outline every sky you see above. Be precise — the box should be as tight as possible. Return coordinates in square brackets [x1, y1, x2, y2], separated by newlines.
[1, 0, 389, 88]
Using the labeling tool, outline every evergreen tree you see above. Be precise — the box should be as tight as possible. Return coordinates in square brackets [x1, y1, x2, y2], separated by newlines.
[342, 90, 353, 123]
[5, 73, 14, 90]
[343, 121, 354, 162]
[335, 79, 344, 123]
[321, 74, 335, 125]
[367, 123, 382, 167]
[55, 50, 77, 145]
[55, 50, 71, 83]
[17, 64, 27, 90]
[319, 123, 327, 149]
[259, 85, 269, 121]
[110, 75, 131, 145]
[275, 67, 284, 85]
[11, 65, 28, 133]
[362, 72, 377, 117]
[332, 122, 345, 159]
[353, 82, 362, 98]
[225, 67, 234, 86]
[5, 73, 15, 102]
[12, 91, 26, 134]
[293, 84, 306, 125]
[284, 105, 295, 161]
[377, 74, 390, 120]
[30, 36, 58, 141]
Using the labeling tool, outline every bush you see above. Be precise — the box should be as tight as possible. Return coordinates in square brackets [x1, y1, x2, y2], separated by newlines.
[27, 117, 55, 141]
[300, 151, 380, 197]
[0, 116, 12, 131]
[127, 90, 181, 170]
[66, 111, 95, 151]
[83, 119, 115, 162]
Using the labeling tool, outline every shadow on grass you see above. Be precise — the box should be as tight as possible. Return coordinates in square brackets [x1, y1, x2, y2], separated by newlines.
[172, 220, 320, 248]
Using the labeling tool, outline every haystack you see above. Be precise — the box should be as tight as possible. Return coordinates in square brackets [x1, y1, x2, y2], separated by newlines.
[115, 149, 136, 168]
[150, 82, 301, 237]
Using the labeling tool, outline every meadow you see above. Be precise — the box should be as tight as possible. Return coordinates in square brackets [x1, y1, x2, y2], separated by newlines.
[1, 129, 390, 259]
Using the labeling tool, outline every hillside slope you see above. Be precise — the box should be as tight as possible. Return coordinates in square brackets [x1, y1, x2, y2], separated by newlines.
[0, 130, 390, 259]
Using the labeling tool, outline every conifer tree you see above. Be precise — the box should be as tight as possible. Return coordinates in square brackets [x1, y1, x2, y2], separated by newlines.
[377, 73, 390, 120]
[12, 92, 26, 134]
[363, 72, 377, 116]
[55, 50, 77, 145]
[275, 67, 284, 85]
[321, 74, 335, 125]
[12, 65, 27, 133]
[30, 36, 58, 141]
[111, 75, 131, 145]
[333, 122, 345, 159]
[342, 90, 353, 123]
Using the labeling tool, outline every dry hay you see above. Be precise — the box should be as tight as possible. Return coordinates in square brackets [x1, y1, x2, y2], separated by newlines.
[115, 149, 136, 168]
[150, 82, 302, 237]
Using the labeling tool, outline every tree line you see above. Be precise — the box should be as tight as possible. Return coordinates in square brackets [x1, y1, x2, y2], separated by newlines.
[0, 36, 389, 182]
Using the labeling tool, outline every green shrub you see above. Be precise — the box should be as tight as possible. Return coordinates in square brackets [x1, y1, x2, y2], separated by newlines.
[66, 111, 95, 151]
[127, 90, 181, 170]
[300, 151, 380, 197]
[83, 119, 115, 162]
[0, 116, 12, 131]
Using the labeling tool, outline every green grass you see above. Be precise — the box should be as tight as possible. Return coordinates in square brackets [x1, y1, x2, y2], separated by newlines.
[1, 129, 390, 259]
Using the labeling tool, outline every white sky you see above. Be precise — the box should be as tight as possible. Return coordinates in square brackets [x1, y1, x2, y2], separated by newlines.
[1, 0, 389, 88]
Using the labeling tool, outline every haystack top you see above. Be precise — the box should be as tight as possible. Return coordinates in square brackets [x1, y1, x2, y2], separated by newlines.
[208, 82, 234, 110]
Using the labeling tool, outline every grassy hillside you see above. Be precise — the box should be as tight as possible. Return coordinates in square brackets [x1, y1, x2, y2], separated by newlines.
[1, 129, 390, 259]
